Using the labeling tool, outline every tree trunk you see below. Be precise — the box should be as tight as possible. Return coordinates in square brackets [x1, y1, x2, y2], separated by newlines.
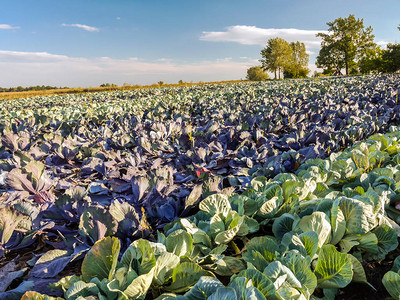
[274, 70, 277, 79]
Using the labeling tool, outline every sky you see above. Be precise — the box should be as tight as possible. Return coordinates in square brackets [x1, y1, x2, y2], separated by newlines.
[0, 0, 399, 87]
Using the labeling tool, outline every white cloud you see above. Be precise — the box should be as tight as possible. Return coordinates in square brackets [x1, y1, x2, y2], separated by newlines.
[200, 25, 327, 49]
[308, 64, 323, 75]
[0, 50, 70, 62]
[61, 23, 99, 32]
[0, 50, 255, 87]
[0, 49, 327, 87]
[377, 40, 389, 47]
[0, 24, 19, 30]
[216, 57, 233, 62]
[155, 58, 173, 63]
[239, 57, 259, 63]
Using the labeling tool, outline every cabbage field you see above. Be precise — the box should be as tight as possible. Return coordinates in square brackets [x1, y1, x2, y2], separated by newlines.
[1, 74, 400, 299]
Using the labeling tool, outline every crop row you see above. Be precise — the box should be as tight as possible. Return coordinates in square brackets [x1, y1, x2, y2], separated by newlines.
[10, 127, 400, 299]
[0, 75, 399, 298]
[0, 75, 399, 229]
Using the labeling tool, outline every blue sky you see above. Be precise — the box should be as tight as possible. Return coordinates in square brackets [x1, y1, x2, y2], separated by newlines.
[0, 0, 399, 87]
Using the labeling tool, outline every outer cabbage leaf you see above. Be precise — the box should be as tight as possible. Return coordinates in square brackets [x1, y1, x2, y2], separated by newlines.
[118, 238, 157, 293]
[0, 281, 35, 300]
[314, 245, 353, 289]
[0, 207, 27, 256]
[183, 276, 224, 300]
[383, 271, 400, 299]
[365, 224, 398, 261]
[338, 197, 377, 235]
[81, 236, 120, 282]
[242, 236, 279, 271]
[79, 205, 118, 243]
[263, 261, 302, 290]
[276, 287, 307, 300]
[199, 194, 231, 217]
[330, 199, 346, 245]
[166, 229, 194, 258]
[208, 287, 237, 300]
[164, 262, 214, 293]
[233, 269, 275, 298]
[298, 212, 331, 248]
[153, 252, 180, 286]
[21, 291, 63, 300]
[31, 249, 71, 278]
[208, 211, 247, 245]
[272, 213, 296, 240]
[65, 280, 100, 300]
[281, 251, 317, 296]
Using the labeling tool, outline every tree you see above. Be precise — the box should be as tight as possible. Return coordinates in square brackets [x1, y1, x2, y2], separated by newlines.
[246, 66, 270, 81]
[316, 45, 344, 75]
[358, 42, 400, 75]
[381, 43, 400, 73]
[316, 14, 377, 75]
[100, 83, 117, 87]
[260, 37, 292, 79]
[284, 42, 309, 78]
[358, 46, 383, 74]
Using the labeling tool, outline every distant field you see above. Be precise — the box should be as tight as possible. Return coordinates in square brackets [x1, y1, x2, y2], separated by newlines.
[0, 79, 243, 100]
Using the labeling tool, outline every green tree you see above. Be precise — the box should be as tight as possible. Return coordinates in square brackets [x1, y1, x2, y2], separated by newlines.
[358, 46, 383, 74]
[382, 43, 400, 73]
[246, 66, 270, 81]
[100, 83, 117, 87]
[316, 14, 376, 75]
[284, 41, 309, 78]
[260, 37, 292, 79]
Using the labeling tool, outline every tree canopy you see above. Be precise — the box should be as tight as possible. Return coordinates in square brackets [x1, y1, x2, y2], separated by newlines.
[381, 43, 400, 73]
[316, 14, 377, 75]
[284, 41, 309, 78]
[260, 37, 292, 79]
[260, 38, 309, 79]
[258, 17, 397, 79]
[343, 23, 400, 75]
[246, 66, 270, 81]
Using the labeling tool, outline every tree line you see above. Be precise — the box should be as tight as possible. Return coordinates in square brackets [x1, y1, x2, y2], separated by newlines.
[248, 15, 400, 80]
[0, 85, 67, 93]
